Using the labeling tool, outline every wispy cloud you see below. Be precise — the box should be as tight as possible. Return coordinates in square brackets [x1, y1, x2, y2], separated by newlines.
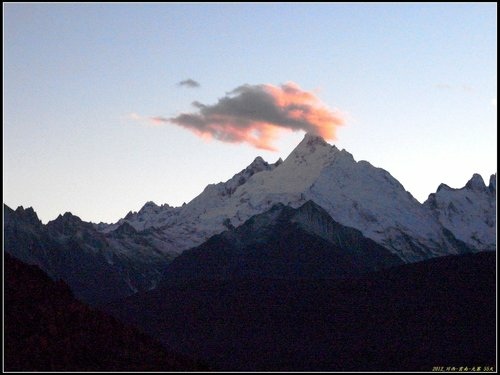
[177, 79, 201, 88]
[150, 82, 344, 151]
[125, 113, 166, 127]
[127, 112, 143, 121]
[435, 83, 474, 92]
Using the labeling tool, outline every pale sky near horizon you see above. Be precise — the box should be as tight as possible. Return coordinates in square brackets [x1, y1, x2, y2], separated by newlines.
[4, 3, 497, 224]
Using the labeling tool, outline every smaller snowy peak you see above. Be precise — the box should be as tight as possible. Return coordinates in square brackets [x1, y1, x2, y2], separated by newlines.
[249, 156, 267, 168]
[179, 155, 278, 221]
[244, 156, 275, 175]
[108, 202, 180, 232]
[240, 156, 269, 174]
[465, 174, 486, 191]
[214, 155, 277, 197]
[274, 157, 284, 167]
[424, 173, 496, 251]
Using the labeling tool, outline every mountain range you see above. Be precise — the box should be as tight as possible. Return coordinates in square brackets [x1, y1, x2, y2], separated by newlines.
[4, 133, 496, 305]
[3, 133, 496, 371]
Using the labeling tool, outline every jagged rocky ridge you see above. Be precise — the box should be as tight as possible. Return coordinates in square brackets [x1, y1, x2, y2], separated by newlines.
[4, 205, 173, 305]
[4, 134, 496, 304]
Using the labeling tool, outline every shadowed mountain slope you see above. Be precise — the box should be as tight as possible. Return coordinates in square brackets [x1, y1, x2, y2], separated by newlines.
[4, 253, 208, 371]
[104, 251, 496, 371]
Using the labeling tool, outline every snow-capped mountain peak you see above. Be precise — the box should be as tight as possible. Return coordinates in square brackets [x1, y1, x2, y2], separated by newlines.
[163, 133, 460, 262]
[95, 133, 495, 264]
[299, 132, 330, 147]
[286, 133, 338, 162]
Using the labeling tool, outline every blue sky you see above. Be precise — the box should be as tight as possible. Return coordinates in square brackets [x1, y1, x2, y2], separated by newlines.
[4, 3, 497, 223]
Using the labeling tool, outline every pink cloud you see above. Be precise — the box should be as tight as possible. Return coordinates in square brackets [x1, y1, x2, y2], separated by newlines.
[154, 82, 344, 150]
